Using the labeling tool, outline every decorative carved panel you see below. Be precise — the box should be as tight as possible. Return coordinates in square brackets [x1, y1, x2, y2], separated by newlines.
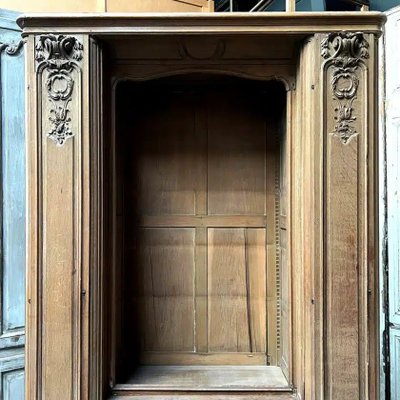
[35, 35, 83, 146]
[322, 32, 369, 144]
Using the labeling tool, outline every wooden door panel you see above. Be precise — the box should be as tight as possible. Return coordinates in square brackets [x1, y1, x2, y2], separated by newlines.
[207, 94, 267, 216]
[135, 228, 195, 354]
[208, 228, 266, 354]
[133, 94, 203, 216]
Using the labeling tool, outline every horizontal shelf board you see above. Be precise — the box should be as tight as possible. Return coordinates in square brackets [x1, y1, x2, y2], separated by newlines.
[137, 215, 267, 228]
[114, 365, 290, 392]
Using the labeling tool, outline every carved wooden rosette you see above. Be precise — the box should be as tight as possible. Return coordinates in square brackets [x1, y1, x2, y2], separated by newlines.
[35, 35, 83, 147]
[322, 32, 369, 144]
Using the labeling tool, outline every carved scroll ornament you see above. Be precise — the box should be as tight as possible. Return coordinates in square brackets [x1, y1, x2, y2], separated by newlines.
[321, 32, 369, 144]
[0, 39, 24, 56]
[35, 35, 83, 147]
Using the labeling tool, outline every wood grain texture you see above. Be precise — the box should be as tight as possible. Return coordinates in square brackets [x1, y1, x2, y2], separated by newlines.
[207, 93, 266, 216]
[291, 36, 323, 400]
[208, 228, 266, 354]
[139, 352, 267, 365]
[135, 228, 196, 353]
[132, 93, 202, 216]
[121, 365, 288, 390]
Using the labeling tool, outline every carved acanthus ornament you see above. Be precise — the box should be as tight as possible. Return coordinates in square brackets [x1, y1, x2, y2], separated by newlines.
[0, 39, 25, 56]
[35, 35, 83, 147]
[321, 32, 369, 144]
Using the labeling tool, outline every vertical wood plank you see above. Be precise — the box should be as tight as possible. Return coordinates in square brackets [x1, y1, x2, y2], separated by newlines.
[246, 229, 267, 353]
[194, 98, 208, 353]
[325, 109, 360, 400]
[207, 92, 266, 216]
[136, 228, 195, 353]
[41, 107, 74, 399]
[265, 94, 280, 366]
[195, 227, 208, 353]
[84, 37, 104, 400]
[291, 39, 306, 398]
[132, 93, 201, 217]
[298, 36, 324, 400]
[208, 228, 266, 354]
[25, 33, 38, 400]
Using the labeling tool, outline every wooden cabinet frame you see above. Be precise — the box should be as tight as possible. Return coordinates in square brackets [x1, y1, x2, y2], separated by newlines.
[18, 12, 384, 400]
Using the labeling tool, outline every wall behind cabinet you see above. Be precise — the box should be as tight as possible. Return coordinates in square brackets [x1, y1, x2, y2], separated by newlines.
[0, 0, 213, 12]
[0, 8, 25, 400]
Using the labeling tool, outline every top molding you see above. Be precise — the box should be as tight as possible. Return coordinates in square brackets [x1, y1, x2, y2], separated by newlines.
[17, 12, 385, 36]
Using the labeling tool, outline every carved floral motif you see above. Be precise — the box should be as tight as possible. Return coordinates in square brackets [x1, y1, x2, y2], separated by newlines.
[321, 32, 369, 144]
[35, 35, 83, 147]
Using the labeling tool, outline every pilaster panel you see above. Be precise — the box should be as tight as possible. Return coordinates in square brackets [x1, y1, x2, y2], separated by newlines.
[26, 33, 100, 400]
[321, 32, 378, 400]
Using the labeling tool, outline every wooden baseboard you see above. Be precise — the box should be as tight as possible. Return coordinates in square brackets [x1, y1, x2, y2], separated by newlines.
[110, 392, 296, 400]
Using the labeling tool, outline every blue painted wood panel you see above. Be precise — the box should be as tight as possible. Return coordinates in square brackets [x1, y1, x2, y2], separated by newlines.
[0, 349, 24, 400]
[0, 8, 25, 400]
[390, 328, 400, 400]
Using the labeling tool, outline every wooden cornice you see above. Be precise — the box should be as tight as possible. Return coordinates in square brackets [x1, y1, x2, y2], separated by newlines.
[17, 12, 385, 36]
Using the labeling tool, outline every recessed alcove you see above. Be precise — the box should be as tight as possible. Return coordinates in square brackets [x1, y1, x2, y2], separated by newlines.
[110, 75, 289, 392]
